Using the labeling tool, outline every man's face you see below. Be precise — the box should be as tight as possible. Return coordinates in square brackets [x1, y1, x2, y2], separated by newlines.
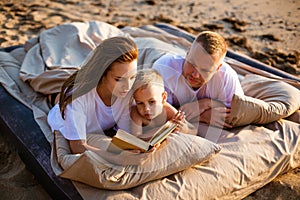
[182, 42, 223, 89]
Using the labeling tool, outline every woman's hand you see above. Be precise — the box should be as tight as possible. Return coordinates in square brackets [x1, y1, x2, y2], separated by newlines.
[148, 143, 161, 152]
[83, 142, 152, 166]
[111, 143, 162, 165]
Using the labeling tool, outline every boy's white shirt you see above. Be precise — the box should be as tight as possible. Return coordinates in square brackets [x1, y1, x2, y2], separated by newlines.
[47, 87, 131, 140]
[152, 54, 244, 108]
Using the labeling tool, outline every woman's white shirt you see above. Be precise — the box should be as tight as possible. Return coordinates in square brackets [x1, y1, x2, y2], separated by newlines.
[47, 87, 130, 140]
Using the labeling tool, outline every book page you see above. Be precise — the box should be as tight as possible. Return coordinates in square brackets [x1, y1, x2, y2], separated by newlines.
[149, 122, 177, 146]
[111, 129, 150, 152]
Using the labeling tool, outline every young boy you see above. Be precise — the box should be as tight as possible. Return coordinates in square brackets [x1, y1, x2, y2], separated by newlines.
[130, 68, 196, 140]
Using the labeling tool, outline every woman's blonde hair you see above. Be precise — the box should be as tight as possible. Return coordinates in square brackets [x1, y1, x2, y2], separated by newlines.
[59, 36, 138, 119]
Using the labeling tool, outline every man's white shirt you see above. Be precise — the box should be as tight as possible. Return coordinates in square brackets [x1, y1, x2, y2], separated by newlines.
[152, 54, 244, 108]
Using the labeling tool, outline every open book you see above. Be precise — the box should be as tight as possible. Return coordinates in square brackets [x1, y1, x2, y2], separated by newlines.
[107, 121, 177, 153]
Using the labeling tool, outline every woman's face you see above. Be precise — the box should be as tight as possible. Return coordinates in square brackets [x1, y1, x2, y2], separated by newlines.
[104, 60, 138, 98]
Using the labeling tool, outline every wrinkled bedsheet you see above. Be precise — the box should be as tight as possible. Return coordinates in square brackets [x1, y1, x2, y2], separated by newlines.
[0, 21, 299, 200]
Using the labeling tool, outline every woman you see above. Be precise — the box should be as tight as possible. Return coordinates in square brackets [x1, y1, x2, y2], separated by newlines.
[47, 36, 149, 165]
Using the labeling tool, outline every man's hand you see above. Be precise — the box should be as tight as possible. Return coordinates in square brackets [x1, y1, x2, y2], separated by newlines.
[180, 98, 232, 128]
[180, 99, 211, 120]
[199, 107, 232, 128]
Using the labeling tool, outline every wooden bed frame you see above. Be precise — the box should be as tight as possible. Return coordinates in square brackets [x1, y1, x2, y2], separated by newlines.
[0, 84, 82, 200]
[0, 43, 82, 199]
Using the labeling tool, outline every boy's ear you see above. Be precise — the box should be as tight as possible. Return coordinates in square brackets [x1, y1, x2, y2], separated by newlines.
[162, 91, 168, 103]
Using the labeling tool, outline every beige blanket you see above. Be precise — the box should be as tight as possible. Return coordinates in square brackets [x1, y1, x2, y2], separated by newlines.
[0, 21, 299, 200]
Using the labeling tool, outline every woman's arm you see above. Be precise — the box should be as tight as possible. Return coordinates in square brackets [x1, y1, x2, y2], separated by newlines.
[69, 139, 151, 166]
[69, 140, 87, 154]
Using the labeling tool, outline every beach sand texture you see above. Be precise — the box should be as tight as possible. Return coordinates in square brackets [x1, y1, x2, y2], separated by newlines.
[0, 0, 299, 199]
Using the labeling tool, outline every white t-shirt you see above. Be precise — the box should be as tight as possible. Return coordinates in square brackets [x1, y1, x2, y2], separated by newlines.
[152, 54, 244, 108]
[47, 87, 131, 140]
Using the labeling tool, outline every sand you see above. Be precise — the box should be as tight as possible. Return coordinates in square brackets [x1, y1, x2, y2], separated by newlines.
[0, 0, 299, 199]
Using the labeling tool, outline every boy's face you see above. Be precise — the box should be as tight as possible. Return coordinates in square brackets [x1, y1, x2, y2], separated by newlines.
[133, 85, 167, 120]
[182, 42, 223, 89]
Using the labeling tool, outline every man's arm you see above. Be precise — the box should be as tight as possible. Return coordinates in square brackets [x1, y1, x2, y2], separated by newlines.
[180, 98, 219, 120]
[180, 98, 232, 128]
[199, 107, 232, 128]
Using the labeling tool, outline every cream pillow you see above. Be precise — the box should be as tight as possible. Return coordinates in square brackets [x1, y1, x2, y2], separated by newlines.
[228, 74, 300, 127]
[54, 131, 221, 190]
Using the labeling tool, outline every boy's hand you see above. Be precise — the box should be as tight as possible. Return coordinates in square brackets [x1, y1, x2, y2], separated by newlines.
[171, 110, 190, 133]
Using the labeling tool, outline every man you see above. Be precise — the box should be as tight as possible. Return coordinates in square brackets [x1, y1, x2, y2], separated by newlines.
[152, 31, 244, 128]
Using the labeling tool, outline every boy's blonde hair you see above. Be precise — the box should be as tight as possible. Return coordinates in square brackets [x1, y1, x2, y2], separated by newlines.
[132, 68, 164, 94]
